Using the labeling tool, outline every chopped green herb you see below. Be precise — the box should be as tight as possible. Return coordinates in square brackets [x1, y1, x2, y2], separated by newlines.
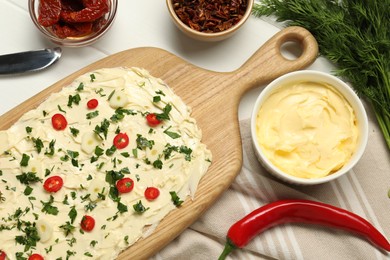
[57, 105, 66, 113]
[84, 252, 93, 257]
[156, 103, 172, 121]
[23, 186, 33, 196]
[85, 202, 97, 212]
[153, 159, 163, 169]
[14, 221, 40, 252]
[132, 148, 138, 158]
[16, 172, 42, 185]
[120, 152, 130, 158]
[66, 150, 79, 167]
[63, 194, 69, 205]
[59, 221, 76, 236]
[41, 195, 59, 215]
[70, 127, 80, 137]
[136, 134, 154, 150]
[94, 119, 110, 140]
[107, 90, 115, 101]
[45, 140, 56, 156]
[180, 145, 192, 161]
[86, 110, 99, 120]
[156, 90, 165, 96]
[76, 82, 84, 91]
[105, 145, 117, 156]
[90, 73, 96, 82]
[20, 153, 30, 167]
[67, 94, 81, 108]
[164, 126, 181, 139]
[25, 126, 32, 134]
[170, 191, 183, 207]
[68, 206, 77, 224]
[117, 201, 128, 213]
[45, 245, 53, 254]
[153, 96, 161, 102]
[110, 108, 137, 123]
[67, 237, 77, 247]
[32, 137, 44, 154]
[133, 200, 149, 214]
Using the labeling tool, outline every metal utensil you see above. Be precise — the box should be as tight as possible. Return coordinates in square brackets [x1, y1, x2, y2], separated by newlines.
[0, 47, 62, 75]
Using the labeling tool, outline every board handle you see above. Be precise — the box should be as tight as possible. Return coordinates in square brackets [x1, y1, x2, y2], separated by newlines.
[234, 26, 318, 93]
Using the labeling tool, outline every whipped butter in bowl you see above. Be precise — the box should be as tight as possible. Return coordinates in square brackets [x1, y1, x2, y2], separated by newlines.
[251, 71, 368, 185]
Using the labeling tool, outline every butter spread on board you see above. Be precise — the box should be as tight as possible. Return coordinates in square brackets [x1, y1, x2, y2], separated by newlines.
[0, 67, 212, 259]
[255, 81, 358, 179]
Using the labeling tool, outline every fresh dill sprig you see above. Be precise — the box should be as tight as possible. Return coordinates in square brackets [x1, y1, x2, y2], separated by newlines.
[253, 0, 390, 149]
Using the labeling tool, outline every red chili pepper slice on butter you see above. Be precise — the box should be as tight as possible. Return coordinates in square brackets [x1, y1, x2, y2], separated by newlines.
[28, 253, 44, 260]
[80, 215, 95, 232]
[0, 251, 6, 260]
[43, 176, 64, 193]
[51, 113, 67, 130]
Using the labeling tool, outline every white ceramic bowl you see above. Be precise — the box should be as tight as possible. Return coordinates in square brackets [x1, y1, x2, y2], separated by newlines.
[251, 70, 368, 185]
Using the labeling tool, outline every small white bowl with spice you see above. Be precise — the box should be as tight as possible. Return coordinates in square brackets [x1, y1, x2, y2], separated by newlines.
[251, 70, 368, 185]
[166, 0, 254, 41]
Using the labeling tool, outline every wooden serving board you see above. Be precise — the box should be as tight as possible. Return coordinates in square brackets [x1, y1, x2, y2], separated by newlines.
[0, 26, 318, 259]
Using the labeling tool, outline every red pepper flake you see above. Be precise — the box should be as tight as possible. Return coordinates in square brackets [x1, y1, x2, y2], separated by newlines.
[172, 0, 248, 33]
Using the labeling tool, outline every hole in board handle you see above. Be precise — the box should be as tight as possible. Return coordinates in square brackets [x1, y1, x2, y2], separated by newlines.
[280, 40, 304, 61]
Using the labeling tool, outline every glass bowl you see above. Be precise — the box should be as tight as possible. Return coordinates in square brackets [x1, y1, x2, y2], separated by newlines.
[28, 0, 117, 47]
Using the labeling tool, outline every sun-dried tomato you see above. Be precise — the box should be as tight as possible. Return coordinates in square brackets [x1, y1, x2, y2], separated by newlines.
[52, 22, 93, 38]
[38, 0, 62, 27]
[37, 0, 109, 39]
[60, 0, 84, 11]
[172, 0, 248, 33]
[82, 0, 108, 9]
[60, 7, 108, 23]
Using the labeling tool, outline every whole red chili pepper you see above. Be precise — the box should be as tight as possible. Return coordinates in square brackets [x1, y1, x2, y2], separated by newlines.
[218, 199, 390, 259]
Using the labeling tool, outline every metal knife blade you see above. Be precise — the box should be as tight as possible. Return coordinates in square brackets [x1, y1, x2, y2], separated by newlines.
[0, 47, 62, 75]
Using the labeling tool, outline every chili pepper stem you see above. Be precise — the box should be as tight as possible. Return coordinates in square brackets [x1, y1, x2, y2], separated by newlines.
[218, 239, 237, 260]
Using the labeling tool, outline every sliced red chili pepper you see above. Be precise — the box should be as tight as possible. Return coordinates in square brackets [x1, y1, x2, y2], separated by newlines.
[116, 177, 134, 194]
[38, 0, 62, 27]
[144, 187, 160, 201]
[51, 113, 67, 130]
[113, 133, 129, 149]
[87, 98, 99, 109]
[80, 215, 95, 231]
[28, 253, 44, 260]
[146, 113, 162, 127]
[0, 251, 6, 260]
[218, 199, 390, 259]
[43, 176, 64, 193]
